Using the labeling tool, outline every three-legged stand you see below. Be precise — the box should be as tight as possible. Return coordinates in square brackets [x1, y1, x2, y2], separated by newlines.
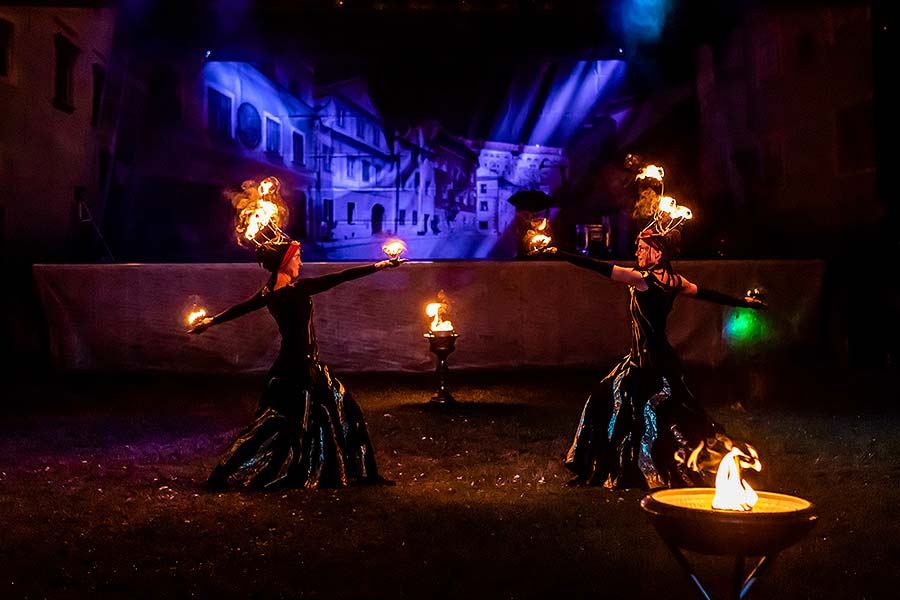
[662, 540, 777, 600]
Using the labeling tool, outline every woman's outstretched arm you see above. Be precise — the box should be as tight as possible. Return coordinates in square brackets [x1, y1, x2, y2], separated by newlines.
[294, 259, 405, 296]
[679, 276, 766, 309]
[545, 249, 646, 288]
[189, 288, 267, 333]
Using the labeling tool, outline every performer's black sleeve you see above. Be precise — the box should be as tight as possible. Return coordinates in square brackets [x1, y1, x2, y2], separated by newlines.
[694, 286, 752, 307]
[211, 289, 267, 324]
[294, 264, 380, 296]
[555, 250, 614, 278]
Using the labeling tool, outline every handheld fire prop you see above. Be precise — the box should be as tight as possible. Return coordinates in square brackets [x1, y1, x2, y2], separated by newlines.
[186, 307, 207, 327]
[382, 240, 408, 260]
[230, 176, 291, 247]
[423, 291, 458, 403]
[184, 295, 208, 329]
[525, 218, 553, 255]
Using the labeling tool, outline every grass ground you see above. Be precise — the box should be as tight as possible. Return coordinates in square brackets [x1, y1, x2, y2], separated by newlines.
[1, 365, 898, 599]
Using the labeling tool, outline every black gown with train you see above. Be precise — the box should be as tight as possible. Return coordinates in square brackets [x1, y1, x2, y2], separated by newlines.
[564, 265, 735, 490]
[206, 265, 386, 490]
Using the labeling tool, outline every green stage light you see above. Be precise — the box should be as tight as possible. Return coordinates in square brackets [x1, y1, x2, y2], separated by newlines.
[723, 308, 773, 349]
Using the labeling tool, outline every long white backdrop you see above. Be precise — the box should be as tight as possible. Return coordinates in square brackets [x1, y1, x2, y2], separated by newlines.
[33, 260, 826, 373]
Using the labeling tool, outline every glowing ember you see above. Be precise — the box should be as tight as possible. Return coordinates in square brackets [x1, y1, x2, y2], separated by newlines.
[712, 446, 762, 511]
[186, 308, 207, 326]
[636, 164, 664, 182]
[382, 240, 407, 259]
[425, 302, 454, 332]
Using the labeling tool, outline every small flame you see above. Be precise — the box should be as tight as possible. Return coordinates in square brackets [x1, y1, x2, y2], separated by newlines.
[187, 308, 207, 326]
[425, 302, 454, 332]
[382, 240, 407, 259]
[712, 446, 762, 511]
[636, 164, 664, 181]
[532, 217, 548, 231]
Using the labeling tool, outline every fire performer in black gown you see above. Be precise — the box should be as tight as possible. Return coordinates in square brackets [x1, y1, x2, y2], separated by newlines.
[190, 177, 404, 490]
[532, 191, 764, 490]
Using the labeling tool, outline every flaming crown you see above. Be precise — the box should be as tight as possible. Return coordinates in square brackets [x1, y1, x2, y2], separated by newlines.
[632, 163, 693, 238]
[230, 176, 291, 247]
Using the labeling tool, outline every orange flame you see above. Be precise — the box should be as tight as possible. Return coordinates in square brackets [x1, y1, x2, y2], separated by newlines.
[712, 446, 762, 511]
[382, 240, 407, 259]
[425, 302, 454, 332]
[242, 200, 279, 241]
[186, 308, 207, 326]
[636, 164, 664, 181]
[658, 196, 692, 221]
[230, 176, 289, 245]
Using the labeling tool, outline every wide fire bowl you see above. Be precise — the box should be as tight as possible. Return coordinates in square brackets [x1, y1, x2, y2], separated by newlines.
[641, 488, 817, 556]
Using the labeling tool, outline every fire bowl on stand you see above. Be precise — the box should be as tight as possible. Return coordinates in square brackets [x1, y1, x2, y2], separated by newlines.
[641, 488, 817, 600]
[424, 330, 458, 404]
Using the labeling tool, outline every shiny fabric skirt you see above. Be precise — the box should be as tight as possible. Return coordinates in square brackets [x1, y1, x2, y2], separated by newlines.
[564, 357, 733, 490]
[207, 360, 382, 490]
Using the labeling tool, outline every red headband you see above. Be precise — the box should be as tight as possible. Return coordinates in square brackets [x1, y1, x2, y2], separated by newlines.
[279, 241, 300, 270]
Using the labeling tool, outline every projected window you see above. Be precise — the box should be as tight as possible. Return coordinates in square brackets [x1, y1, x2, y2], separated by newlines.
[323, 199, 334, 226]
[265, 118, 281, 155]
[362, 160, 370, 182]
[479, 183, 488, 194]
[292, 131, 305, 164]
[479, 221, 489, 230]
[207, 87, 232, 142]
[398, 209, 406, 225]
[323, 145, 333, 172]
[480, 201, 489, 211]
[346, 157, 355, 179]
[347, 202, 355, 224]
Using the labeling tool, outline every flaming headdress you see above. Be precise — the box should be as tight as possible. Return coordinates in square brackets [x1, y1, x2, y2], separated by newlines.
[228, 176, 291, 247]
[630, 162, 693, 240]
